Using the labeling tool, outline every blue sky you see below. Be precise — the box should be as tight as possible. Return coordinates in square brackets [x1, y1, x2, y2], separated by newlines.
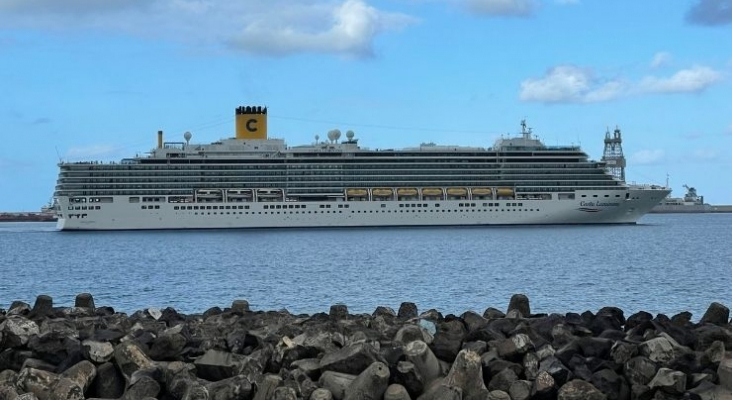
[1, 0, 731, 211]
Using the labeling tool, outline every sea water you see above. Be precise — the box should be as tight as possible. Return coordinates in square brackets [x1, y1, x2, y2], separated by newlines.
[0, 214, 730, 319]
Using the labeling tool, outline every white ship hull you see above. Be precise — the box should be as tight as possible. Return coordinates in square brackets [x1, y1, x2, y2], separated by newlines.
[56, 188, 665, 231]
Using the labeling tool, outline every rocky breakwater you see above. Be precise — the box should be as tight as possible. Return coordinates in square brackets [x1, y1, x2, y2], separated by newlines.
[2, 294, 732, 399]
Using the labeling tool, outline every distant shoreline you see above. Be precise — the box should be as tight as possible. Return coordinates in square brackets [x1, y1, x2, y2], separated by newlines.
[0, 213, 57, 223]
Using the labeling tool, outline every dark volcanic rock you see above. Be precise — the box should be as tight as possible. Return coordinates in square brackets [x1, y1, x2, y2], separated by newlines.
[591, 368, 628, 400]
[194, 349, 244, 381]
[1, 294, 731, 400]
[625, 311, 653, 332]
[1, 317, 39, 348]
[319, 342, 384, 375]
[148, 328, 187, 361]
[557, 379, 606, 400]
[398, 303, 418, 320]
[430, 318, 466, 361]
[90, 361, 125, 398]
[483, 307, 506, 320]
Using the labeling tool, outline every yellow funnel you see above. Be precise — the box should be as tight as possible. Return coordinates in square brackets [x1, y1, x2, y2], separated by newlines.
[235, 106, 267, 140]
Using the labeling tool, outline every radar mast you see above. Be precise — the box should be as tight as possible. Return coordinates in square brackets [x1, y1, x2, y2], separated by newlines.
[601, 127, 626, 182]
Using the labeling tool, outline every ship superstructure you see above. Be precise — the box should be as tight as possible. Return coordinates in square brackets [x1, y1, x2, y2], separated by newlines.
[53, 107, 669, 230]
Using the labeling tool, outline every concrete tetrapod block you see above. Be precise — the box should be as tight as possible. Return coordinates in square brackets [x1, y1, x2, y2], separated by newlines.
[319, 342, 383, 376]
[343, 361, 390, 400]
[91, 362, 125, 399]
[442, 349, 487, 399]
[16, 367, 57, 400]
[383, 383, 412, 400]
[403, 340, 441, 386]
[507, 294, 531, 317]
[120, 375, 161, 400]
[416, 384, 462, 400]
[74, 293, 95, 310]
[557, 379, 607, 400]
[231, 299, 250, 312]
[394, 325, 429, 347]
[16, 393, 42, 400]
[0, 386, 21, 399]
[487, 390, 511, 400]
[310, 388, 334, 400]
[113, 341, 156, 382]
[647, 367, 686, 395]
[398, 303, 418, 320]
[58, 360, 96, 392]
[393, 361, 424, 397]
[319, 371, 356, 400]
[273, 386, 298, 400]
[719, 354, 732, 392]
[1, 317, 40, 348]
[205, 374, 253, 399]
[47, 378, 85, 400]
[508, 380, 532, 400]
[194, 349, 243, 381]
[82, 340, 115, 363]
[30, 295, 53, 318]
[330, 304, 349, 320]
[180, 380, 208, 400]
[253, 374, 282, 400]
[701, 302, 730, 326]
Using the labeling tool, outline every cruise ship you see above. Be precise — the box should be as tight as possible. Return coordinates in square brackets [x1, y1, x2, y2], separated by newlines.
[53, 106, 669, 230]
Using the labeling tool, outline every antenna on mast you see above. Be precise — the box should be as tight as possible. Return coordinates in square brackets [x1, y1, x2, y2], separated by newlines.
[520, 119, 530, 139]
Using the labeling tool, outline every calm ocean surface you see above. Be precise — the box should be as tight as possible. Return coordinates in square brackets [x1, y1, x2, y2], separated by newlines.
[1, 214, 730, 320]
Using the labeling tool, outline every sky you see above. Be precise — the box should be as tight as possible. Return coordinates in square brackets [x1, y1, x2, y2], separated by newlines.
[1, 0, 731, 211]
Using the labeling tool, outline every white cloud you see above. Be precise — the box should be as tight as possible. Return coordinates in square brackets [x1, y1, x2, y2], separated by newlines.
[639, 66, 722, 94]
[229, 0, 415, 57]
[555, 0, 580, 4]
[0, 0, 416, 58]
[630, 149, 665, 165]
[519, 65, 626, 103]
[686, 0, 732, 26]
[520, 63, 724, 104]
[650, 52, 672, 69]
[460, 0, 538, 16]
[691, 149, 719, 161]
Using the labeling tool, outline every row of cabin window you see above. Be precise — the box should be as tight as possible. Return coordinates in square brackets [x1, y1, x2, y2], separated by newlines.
[181, 208, 541, 216]
[173, 205, 251, 210]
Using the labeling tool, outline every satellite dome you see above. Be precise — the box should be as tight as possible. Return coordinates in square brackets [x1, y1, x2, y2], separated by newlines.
[327, 129, 341, 143]
[346, 130, 355, 140]
[184, 131, 192, 144]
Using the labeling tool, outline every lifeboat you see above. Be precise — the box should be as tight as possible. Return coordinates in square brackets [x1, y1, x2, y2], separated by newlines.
[471, 188, 492, 196]
[496, 187, 515, 197]
[257, 188, 283, 197]
[421, 187, 443, 197]
[227, 189, 253, 198]
[372, 188, 393, 198]
[446, 187, 468, 196]
[397, 188, 418, 197]
[346, 188, 368, 197]
[196, 189, 223, 199]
